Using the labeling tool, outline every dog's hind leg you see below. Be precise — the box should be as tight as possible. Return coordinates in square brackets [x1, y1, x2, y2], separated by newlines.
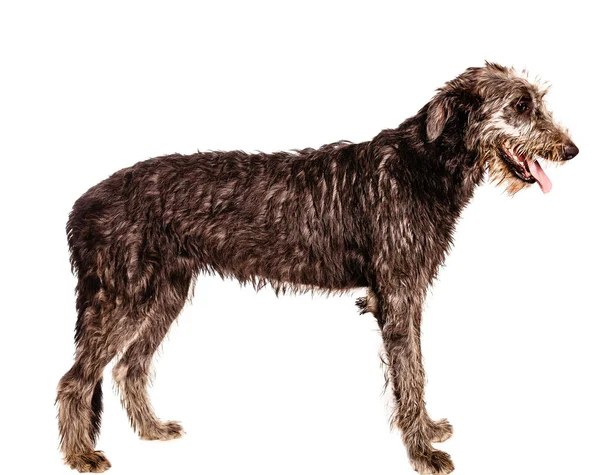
[112, 274, 192, 441]
[57, 281, 133, 473]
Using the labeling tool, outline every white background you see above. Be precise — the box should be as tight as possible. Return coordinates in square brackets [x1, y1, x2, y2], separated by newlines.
[1, 1, 598, 474]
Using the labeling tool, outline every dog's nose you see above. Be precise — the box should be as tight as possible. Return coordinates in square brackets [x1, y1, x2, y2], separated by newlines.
[563, 143, 579, 160]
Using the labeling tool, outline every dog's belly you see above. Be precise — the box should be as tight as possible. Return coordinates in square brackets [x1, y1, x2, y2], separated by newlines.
[197, 232, 370, 291]
[255, 258, 370, 290]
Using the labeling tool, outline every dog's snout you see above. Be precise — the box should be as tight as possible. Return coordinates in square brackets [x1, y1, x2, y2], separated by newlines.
[563, 143, 579, 160]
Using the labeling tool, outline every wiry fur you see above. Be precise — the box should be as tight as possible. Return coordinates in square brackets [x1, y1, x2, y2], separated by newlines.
[56, 62, 577, 474]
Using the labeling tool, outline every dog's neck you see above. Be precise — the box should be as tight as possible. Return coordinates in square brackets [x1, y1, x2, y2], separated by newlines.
[374, 109, 485, 212]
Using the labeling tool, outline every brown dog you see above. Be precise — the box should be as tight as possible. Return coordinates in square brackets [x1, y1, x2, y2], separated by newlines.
[57, 62, 577, 473]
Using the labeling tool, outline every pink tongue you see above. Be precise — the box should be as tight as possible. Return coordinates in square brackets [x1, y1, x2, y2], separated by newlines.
[528, 159, 552, 194]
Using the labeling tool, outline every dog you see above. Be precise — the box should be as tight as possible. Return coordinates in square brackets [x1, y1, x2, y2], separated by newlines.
[57, 62, 578, 474]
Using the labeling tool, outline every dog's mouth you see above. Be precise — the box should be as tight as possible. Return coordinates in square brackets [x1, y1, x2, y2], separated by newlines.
[499, 146, 552, 193]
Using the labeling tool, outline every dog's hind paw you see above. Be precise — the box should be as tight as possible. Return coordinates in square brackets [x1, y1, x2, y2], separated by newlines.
[140, 420, 185, 441]
[410, 448, 454, 475]
[64, 451, 111, 473]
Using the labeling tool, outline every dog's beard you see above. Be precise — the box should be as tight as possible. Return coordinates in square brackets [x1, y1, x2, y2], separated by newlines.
[487, 155, 532, 195]
[499, 145, 553, 194]
[485, 147, 558, 195]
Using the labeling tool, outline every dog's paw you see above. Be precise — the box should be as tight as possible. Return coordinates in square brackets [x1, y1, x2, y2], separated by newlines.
[65, 451, 111, 473]
[427, 418, 453, 444]
[355, 296, 368, 314]
[140, 420, 185, 441]
[410, 448, 454, 475]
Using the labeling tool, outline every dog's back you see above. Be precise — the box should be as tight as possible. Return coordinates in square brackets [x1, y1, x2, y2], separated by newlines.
[68, 142, 375, 300]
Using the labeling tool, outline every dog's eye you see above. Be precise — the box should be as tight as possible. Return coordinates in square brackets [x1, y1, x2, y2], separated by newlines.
[515, 97, 531, 114]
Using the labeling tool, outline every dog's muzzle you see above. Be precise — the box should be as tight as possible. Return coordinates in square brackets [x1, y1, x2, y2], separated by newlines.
[563, 142, 579, 160]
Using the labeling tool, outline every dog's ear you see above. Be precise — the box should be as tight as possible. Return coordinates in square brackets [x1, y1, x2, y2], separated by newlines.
[427, 66, 485, 142]
[426, 92, 454, 142]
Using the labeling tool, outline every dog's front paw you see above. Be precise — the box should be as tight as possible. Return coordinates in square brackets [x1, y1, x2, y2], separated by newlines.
[426, 418, 453, 444]
[140, 420, 185, 441]
[410, 448, 454, 475]
[64, 451, 111, 473]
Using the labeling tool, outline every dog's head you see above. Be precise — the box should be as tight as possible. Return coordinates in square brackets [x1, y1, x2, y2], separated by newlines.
[426, 62, 578, 194]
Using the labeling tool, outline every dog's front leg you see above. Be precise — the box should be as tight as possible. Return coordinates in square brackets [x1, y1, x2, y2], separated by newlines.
[379, 289, 454, 475]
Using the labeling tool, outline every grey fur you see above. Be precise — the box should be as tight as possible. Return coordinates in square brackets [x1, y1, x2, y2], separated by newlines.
[56, 62, 577, 474]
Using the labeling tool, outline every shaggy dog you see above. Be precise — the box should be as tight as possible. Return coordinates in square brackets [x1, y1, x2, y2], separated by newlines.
[57, 62, 578, 474]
